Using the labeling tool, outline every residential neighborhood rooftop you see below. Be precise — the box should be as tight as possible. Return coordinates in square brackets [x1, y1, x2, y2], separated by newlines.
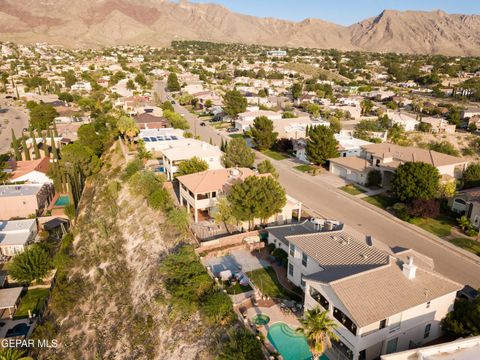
[0, 184, 44, 197]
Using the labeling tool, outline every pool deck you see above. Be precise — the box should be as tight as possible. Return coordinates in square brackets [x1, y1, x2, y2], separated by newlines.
[246, 304, 301, 332]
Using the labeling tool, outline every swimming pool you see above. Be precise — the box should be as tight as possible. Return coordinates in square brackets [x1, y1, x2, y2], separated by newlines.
[252, 314, 270, 325]
[54, 195, 70, 207]
[267, 322, 315, 360]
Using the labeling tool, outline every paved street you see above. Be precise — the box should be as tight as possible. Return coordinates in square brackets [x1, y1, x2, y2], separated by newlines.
[0, 97, 29, 154]
[155, 81, 480, 288]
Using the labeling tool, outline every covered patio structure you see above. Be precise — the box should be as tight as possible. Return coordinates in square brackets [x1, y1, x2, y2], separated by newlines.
[0, 287, 23, 319]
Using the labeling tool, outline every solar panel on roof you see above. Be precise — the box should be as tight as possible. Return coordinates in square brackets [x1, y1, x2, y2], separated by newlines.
[143, 137, 151, 142]
[149, 137, 157, 141]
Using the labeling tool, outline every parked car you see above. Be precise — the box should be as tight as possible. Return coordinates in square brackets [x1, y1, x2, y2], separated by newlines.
[200, 122, 206, 126]
[227, 127, 237, 133]
[170, 100, 175, 104]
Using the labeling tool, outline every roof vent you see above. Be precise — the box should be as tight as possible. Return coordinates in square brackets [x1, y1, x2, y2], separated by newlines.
[229, 168, 240, 178]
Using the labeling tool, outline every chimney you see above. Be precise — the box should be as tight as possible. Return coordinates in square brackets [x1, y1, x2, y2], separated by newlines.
[402, 256, 417, 280]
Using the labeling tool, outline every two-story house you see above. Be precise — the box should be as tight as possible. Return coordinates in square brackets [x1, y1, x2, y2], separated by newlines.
[0, 184, 54, 220]
[177, 168, 302, 224]
[270, 226, 462, 360]
[329, 143, 468, 187]
[161, 139, 224, 181]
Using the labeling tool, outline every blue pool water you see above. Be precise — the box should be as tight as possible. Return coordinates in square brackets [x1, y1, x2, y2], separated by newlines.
[55, 195, 70, 206]
[267, 322, 316, 360]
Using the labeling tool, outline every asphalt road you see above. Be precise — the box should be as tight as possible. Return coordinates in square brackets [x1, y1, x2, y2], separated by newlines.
[155, 81, 480, 287]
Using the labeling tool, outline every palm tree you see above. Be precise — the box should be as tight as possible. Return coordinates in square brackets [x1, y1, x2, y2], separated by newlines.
[117, 115, 139, 144]
[0, 348, 33, 360]
[296, 307, 338, 359]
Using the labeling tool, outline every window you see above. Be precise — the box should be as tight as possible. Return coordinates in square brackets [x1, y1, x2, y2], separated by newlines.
[289, 243, 295, 257]
[302, 252, 308, 267]
[288, 263, 294, 276]
[333, 307, 357, 335]
[300, 274, 306, 287]
[426, 301, 431, 309]
[379, 319, 387, 329]
[424, 324, 431, 339]
[309, 287, 329, 310]
[386, 338, 398, 354]
[359, 350, 366, 360]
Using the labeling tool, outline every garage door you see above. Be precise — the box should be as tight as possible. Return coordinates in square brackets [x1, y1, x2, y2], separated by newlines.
[332, 165, 347, 178]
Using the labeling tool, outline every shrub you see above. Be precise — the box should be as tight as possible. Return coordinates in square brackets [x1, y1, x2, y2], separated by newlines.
[367, 170, 382, 188]
[64, 203, 76, 220]
[201, 290, 236, 326]
[272, 248, 288, 268]
[128, 171, 164, 198]
[267, 243, 276, 254]
[216, 328, 263, 360]
[147, 189, 172, 212]
[122, 159, 143, 181]
[393, 203, 410, 221]
[407, 199, 440, 218]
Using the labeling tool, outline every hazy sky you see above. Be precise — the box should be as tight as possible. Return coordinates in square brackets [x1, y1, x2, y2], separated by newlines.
[187, 0, 480, 25]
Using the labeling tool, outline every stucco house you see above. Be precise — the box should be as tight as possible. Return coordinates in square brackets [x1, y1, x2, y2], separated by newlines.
[177, 168, 302, 224]
[7, 157, 52, 184]
[0, 219, 37, 256]
[162, 139, 223, 181]
[329, 143, 468, 187]
[0, 184, 54, 220]
[266, 224, 462, 360]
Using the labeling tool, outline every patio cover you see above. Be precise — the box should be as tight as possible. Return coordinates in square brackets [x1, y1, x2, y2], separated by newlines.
[0, 287, 23, 309]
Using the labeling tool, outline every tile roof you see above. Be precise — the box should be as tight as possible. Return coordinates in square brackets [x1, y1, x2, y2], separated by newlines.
[329, 157, 370, 172]
[361, 143, 466, 167]
[329, 260, 462, 327]
[177, 168, 255, 194]
[9, 157, 51, 180]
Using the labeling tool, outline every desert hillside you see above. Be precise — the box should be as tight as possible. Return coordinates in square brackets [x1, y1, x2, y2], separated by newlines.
[0, 0, 479, 55]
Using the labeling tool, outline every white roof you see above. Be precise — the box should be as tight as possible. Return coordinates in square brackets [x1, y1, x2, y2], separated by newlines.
[335, 133, 373, 150]
[162, 139, 223, 161]
[0, 219, 36, 232]
[0, 184, 44, 197]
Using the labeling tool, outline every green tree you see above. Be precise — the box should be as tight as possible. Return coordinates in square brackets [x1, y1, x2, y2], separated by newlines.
[391, 162, 440, 202]
[307, 103, 321, 118]
[8, 245, 52, 284]
[251, 116, 278, 151]
[77, 123, 104, 156]
[11, 129, 22, 161]
[227, 176, 286, 229]
[30, 131, 41, 159]
[463, 163, 480, 189]
[161, 101, 174, 112]
[296, 308, 338, 359]
[360, 99, 374, 115]
[222, 90, 247, 120]
[441, 296, 480, 338]
[117, 116, 139, 143]
[21, 137, 30, 161]
[29, 104, 58, 131]
[167, 73, 181, 92]
[306, 126, 339, 166]
[58, 92, 74, 103]
[291, 82, 303, 100]
[163, 110, 190, 130]
[126, 79, 136, 90]
[60, 142, 101, 177]
[135, 73, 147, 87]
[257, 159, 279, 179]
[176, 157, 209, 176]
[388, 124, 410, 146]
[222, 138, 255, 168]
[213, 197, 237, 234]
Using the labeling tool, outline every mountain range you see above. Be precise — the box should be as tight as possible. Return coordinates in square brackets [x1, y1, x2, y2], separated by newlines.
[0, 0, 479, 55]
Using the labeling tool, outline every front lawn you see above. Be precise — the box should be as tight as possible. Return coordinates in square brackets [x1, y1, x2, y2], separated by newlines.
[362, 194, 396, 209]
[340, 184, 366, 196]
[294, 164, 314, 173]
[448, 238, 480, 256]
[409, 215, 456, 238]
[15, 288, 50, 318]
[262, 150, 289, 161]
[246, 266, 300, 301]
[225, 282, 253, 295]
